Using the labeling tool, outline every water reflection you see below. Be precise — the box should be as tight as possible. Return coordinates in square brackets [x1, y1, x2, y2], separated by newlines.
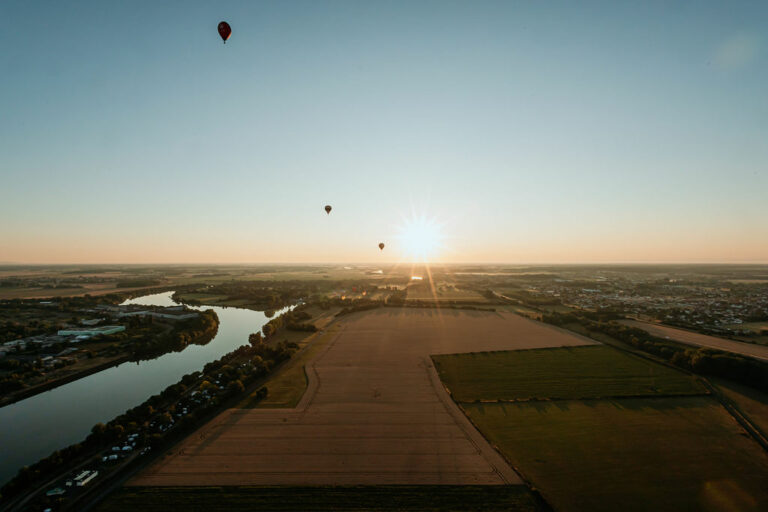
[0, 292, 282, 486]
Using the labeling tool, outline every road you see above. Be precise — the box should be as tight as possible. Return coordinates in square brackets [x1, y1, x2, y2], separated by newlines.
[621, 319, 768, 362]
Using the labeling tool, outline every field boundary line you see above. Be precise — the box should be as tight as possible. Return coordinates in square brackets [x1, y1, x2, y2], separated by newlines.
[295, 324, 347, 412]
[503, 311, 599, 347]
[460, 391, 709, 404]
[700, 379, 768, 454]
[551, 321, 768, 456]
[423, 356, 523, 486]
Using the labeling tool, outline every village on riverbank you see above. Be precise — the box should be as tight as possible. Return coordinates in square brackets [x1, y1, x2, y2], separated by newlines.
[0, 298, 213, 407]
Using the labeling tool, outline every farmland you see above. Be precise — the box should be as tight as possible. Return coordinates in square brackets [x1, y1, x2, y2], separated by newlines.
[436, 346, 768, 511]
[128, 308, 592, 488]
[433, 345, 705, 401]
[464, 398, 768, 512]
[237, 324, 342, 408]
[405, 282, 488, 303]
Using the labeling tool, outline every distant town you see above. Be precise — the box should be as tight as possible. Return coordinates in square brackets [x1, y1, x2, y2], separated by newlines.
[487, 267, 768, 342]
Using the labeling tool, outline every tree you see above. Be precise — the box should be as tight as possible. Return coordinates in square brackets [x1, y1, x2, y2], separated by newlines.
[228, 380, 245, 394]
[90, 423, 107, 439]
[248, 332, 263, 346]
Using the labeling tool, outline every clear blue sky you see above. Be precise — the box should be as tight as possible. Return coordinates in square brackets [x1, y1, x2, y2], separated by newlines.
[1, 1, 766, 263]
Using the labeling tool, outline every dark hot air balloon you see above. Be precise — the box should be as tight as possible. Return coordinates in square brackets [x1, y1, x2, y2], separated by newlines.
[218, 22, 231, 43]
[379, 243, 385, 251]
[325, 205, 332, 215]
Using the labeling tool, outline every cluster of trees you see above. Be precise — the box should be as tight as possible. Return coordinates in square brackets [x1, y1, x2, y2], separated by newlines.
[506, 290, 563, 306]
[0, 279, 27, 287]
[115, 278, 163, 288]
[283, 309, 317, 332]
[0, 359, 42, 395]
[0, 374, 27, 393]
[385, 290, 408, 305]
[336, 300, 384, 317]
[0, 337, 295, 505]
[0, 279, 82, 289]
[541, 311, 768, 394]
[129, 310, 219, 359]
[174, 281, 323, 310]
[0, 318, 63, 344]
[261, 307, 318, 339]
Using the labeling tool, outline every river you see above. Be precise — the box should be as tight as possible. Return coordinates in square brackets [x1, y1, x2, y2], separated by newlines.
[0, 291, 284, 486]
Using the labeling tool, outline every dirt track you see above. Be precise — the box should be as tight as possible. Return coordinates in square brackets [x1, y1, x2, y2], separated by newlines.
[130, 308, 594, 486]
[621, 320, 768, 362]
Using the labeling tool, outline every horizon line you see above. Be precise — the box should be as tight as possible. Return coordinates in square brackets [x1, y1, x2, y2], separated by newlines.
[2, 261, 768, 267]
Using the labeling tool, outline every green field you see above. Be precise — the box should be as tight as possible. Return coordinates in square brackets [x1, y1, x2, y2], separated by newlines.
[96, 486, 548, 512]
[433, 346, 706, 402]
[435, 346, 768, 511]
[464, 398, 768, 512]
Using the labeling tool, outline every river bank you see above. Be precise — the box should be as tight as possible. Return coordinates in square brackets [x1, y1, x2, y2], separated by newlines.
[0, 292, 286, 487]
[0, 355, 130, 409]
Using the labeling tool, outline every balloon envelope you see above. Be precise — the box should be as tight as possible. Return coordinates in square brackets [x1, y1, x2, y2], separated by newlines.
[379, 243, 385, 250]
[325, 205, 332, 215]
[218, 21, 231, 42]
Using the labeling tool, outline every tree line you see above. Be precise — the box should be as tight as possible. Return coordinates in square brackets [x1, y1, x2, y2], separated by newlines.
[0, 334, 296, 504]
[129, 310, 219, 360]
[542, 311, 768, 394]
[260, 307, 318, 339]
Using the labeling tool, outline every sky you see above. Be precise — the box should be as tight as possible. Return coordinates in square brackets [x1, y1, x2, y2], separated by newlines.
[1, 1, 767, 264]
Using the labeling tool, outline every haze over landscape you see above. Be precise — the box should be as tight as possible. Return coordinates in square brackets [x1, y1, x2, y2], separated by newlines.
[2, 1, 767, 264]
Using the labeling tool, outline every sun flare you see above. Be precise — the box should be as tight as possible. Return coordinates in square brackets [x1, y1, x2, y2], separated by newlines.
[396, 216, 444, 262]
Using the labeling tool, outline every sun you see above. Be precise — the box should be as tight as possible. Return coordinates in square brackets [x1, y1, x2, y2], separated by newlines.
[396, 216, 444, 262]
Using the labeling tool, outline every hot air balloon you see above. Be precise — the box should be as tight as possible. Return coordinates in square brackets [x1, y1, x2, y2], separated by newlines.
[218, 21, 231, 43]
[325, 205, 332, 215]
[379, 243, 385, 251]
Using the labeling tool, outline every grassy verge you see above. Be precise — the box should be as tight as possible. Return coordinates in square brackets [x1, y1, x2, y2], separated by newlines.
[96, 485, 548, 512]
[237, 324, 341, 408]
[433, 345, 706, 401]
[713, 378, 768, 436]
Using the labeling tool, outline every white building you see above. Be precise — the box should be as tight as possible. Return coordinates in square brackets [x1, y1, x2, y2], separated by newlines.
[57, 326, 126, 337]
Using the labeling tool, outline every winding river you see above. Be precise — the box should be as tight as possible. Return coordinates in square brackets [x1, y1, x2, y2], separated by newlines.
[0, 292, 285, 486]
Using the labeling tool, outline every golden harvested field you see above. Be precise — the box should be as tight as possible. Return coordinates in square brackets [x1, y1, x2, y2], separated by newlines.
[129, 308, 593, 487]
[620, 320, 768, 361]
